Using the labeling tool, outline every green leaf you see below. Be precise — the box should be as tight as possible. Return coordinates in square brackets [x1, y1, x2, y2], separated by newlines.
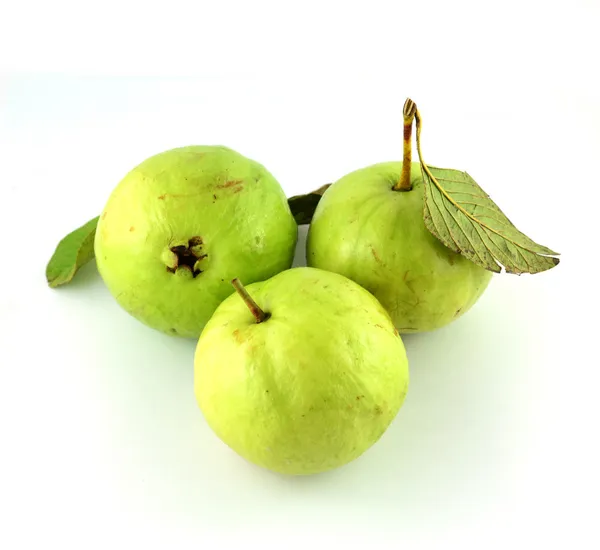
[46, 216, 99, 288]
[287, 184, 331, 225]
[415, 110, 559, 275]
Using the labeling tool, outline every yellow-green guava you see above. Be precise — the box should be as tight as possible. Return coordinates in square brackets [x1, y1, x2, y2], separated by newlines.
[307, 162, 492, 333]
[194, 267, 409, 475]
[95, 145, 297, 338]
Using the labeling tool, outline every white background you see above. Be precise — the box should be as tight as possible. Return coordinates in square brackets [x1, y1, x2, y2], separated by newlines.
[1, 1, 599, 548]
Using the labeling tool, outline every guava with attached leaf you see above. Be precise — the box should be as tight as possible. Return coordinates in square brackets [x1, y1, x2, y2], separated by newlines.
[194, 267, 409, 475]
[95, 145, 297, 338]
[307, 161, 493, 333]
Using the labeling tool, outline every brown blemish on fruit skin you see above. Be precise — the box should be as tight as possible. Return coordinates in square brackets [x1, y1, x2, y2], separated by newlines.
[371, 247, 383, 266]
[454, 307, 462, 317]
[233, 186, 243, 194]
[374, 324, 384, 329]
[158, 194, 166, 200]
[394, 328, 399, 336]
[129, 226, 135, 232]
[217, 179, 244, 189]
[374, 405, 383, 415]
[102, 212, 107, 220]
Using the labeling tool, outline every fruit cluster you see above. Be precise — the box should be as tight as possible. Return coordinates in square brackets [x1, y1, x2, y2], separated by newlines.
[46, 99, 558, 475]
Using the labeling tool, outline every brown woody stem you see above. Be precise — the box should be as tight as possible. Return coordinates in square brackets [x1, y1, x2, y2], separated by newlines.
[231, 278, 270, 323]
[393, 98, 417, 191]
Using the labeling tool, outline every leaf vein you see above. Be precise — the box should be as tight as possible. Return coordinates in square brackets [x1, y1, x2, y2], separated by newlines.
[425, 166, 552, 257]
[430, 177, 487, 264]
[425, 183, 462, 253]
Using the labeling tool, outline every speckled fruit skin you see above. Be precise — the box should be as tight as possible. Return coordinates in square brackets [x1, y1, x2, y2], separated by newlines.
[194, 267, 409, 475]
[307, 162, 493, 333]
[95, 145, 297, 338]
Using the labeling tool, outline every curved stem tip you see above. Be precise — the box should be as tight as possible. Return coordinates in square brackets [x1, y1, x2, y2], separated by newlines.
[393, 97, 417, 192]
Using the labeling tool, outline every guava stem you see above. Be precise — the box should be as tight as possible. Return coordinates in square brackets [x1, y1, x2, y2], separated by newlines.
[393, 98, 417, 192]
[231, 278, 270, 323]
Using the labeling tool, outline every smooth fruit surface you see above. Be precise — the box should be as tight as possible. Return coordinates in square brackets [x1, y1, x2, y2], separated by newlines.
[194, 267, 409, 475]
[95, 145, 297, 338]
[307, 162, 492, 332]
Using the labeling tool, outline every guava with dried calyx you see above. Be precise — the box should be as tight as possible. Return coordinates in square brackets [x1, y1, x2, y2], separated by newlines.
[194, 267, 409, 475]
[95, 145, 297, 338]
[307, 98, 560, 333]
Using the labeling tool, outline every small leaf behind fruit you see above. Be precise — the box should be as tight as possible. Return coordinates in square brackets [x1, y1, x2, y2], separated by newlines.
[46, 216, 99, 288]
[415, 110, 559, 274]
[287, 184, 331, 225]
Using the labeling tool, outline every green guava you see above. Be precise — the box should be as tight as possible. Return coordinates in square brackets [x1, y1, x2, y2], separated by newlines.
[95, 145, 297, 338]
[194, 267, 409, 475]
[306, 162, 493, 333]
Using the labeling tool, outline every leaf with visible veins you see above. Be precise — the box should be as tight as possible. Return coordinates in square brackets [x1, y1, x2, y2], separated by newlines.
[415, 109, 559, 274]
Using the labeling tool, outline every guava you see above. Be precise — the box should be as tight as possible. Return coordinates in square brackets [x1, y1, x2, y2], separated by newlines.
[306, 162, 493, 333]
[194, 267, 409, 475]
[95, 145, 297, 338]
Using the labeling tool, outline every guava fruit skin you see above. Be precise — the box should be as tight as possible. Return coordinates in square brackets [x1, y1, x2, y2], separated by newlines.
[95, 145, 297, 338]
[306, 162, 492, 333]
[194, 267, 409, 475]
